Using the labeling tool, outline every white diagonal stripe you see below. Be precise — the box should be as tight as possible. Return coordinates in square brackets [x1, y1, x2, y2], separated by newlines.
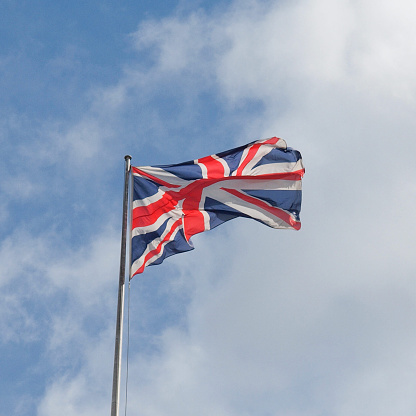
[134, 166, 189, 187]
[250, 159, 304, 176]
[131, 218, 184, 275]
[216, 188, 297, 229]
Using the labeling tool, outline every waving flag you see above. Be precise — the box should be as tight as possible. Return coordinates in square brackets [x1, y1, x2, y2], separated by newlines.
[130, 137, 304, 277]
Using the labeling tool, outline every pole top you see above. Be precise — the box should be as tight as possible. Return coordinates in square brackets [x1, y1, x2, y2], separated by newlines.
[124, 155, 132, 172]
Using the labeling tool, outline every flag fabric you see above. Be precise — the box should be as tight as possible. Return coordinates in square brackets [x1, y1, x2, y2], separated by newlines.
[130, 137, 304, 277]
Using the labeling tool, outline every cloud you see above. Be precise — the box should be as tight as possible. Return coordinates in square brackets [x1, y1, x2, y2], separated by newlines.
[105, 1, 416, 415]
[0, 227, 126, 416]
[3, 0, 416, 415]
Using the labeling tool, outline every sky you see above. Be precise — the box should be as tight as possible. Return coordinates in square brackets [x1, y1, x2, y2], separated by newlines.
[1, 0, 416, 415]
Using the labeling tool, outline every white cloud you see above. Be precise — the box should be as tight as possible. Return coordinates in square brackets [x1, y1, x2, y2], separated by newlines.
[0, 227, 124, 415]
[129, 0, 416, 114]
[37, 373, 108, 416]
[0, 174, 43, 199]
[106, 1, 416, 415]
[45, 226, 119, 305]
[0, 224, 120, 359]
[0, 231, 49, 289]
[3, 0, 416, 415]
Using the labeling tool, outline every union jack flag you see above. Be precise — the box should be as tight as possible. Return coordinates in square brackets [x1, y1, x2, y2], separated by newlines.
[130, 137, 304, 277]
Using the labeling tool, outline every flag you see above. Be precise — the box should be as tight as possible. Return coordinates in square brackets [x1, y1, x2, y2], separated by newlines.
[130, 137, 304, 277]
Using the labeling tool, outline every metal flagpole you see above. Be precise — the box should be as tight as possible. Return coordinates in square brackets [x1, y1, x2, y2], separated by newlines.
[111, 155, 131, 416]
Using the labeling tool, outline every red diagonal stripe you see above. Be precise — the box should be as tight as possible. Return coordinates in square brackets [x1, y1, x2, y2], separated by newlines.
[132, 218, 183, 276]
[132, 191, 178, 228]
[235, 137, 280, 176]
[221, 187, 301, 230]
[132, 201, 176, 229]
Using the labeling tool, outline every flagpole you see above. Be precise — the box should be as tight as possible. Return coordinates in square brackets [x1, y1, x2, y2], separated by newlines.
[111, 155, 131, 416]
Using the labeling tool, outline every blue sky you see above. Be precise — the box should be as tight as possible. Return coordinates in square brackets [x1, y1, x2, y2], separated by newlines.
[2, 1, 416, 415]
